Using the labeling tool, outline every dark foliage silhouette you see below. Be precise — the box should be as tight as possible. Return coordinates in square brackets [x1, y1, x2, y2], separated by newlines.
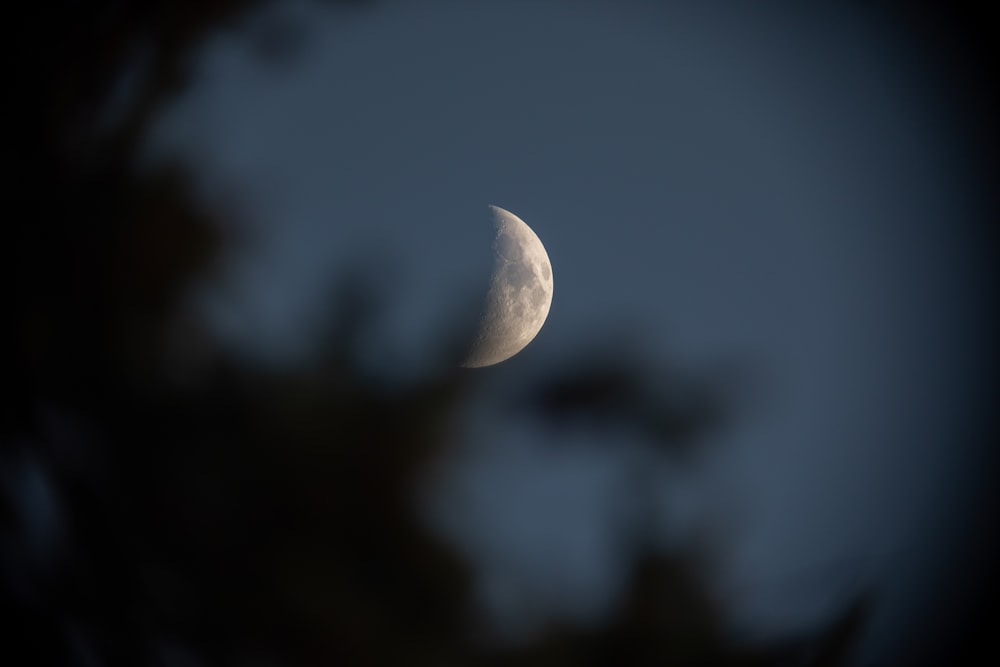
[0, 2, 909, 666]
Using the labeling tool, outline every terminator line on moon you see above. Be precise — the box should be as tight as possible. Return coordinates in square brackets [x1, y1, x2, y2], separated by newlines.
[461, 206, 554, 368]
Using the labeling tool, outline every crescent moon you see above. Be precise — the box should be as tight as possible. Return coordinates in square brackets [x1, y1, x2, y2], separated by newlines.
[462, 205, 554, 368]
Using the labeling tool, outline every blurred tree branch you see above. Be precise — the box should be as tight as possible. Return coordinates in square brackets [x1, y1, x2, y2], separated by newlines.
[2, 2, 874, 666]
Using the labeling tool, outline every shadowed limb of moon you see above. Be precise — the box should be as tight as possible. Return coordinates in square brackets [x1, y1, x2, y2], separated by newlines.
[461, 205, 554, 368]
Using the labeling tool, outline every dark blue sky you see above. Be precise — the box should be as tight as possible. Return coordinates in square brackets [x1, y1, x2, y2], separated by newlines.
[124, 0, 997, 662]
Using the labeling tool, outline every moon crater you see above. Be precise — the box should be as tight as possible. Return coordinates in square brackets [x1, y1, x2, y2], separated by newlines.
[461, 206, 554, 368]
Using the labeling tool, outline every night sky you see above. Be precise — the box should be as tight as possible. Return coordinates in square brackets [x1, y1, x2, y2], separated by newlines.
[5, 1, 999, 666]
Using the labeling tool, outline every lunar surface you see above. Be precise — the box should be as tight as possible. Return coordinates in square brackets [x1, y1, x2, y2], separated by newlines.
[462, 206, 554, 368]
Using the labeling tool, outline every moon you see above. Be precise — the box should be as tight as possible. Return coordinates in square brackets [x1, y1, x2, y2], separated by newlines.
[461, 205, 554, 368]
